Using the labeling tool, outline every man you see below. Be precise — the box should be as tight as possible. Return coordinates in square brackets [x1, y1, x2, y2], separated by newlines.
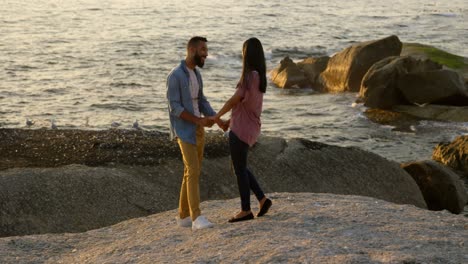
[166, 36, 220, 230]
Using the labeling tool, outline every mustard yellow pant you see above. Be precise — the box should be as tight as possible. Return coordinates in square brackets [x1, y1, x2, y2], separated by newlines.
[177, 125, 205, 221]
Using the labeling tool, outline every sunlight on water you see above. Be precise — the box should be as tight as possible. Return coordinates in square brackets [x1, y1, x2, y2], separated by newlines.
[0, 0, 467, 162]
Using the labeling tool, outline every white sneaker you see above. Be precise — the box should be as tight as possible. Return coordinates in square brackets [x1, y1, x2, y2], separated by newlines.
[175, 216, 192, 228]
[192, 215, 214, 230]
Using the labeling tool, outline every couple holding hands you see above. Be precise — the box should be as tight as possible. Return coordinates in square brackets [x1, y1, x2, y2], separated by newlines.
[167, 36, 272, 230]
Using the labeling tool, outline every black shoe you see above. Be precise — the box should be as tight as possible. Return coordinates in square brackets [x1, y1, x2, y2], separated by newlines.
[257, 198, 272, 217]
[228, 212, 254, 223]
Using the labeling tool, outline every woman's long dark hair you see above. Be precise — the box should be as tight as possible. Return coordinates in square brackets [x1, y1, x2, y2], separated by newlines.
[239, 37, 267, 93]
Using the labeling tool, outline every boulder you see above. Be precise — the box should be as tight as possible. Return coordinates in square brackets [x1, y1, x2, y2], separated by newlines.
[401, 42, 468, 72]
[320, 35, 402, 92]
[432, 135, 468, 175]
[398, 69, 468, 105]
[249, 138, 426, 210]
[0, 165, 172, 237]
[402, 42, 468, 90]
[270, 56, 308, 88]
[0, 134, 427, 237]
[393, 104, 468, 122]
[363, 108, 420, 132]
[402, 160, 468, 214]
[296, 56, 330, 91]
[359, 56, 441, 109]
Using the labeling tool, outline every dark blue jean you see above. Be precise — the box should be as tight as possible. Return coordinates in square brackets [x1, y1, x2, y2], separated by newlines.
[229, 131, 265, 211]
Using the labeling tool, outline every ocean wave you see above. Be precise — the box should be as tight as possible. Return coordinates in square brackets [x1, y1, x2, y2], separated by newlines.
[43, 88, 67, 95]
[5, 65, 38, 71]
[359, 15, 389, 20]
[43, 39, 70, 44]
[271, 46, 327, 60]
[1, 20, 17, 24]
[430, 13, 457, 18]
[296, 112, 326, 117]
[90, 103, 145, 112]
[110, 82, 151, 88]
[418, 120, 468, 131]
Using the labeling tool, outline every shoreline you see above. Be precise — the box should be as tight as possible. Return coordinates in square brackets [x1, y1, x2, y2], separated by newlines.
[0, 128, 229, 170]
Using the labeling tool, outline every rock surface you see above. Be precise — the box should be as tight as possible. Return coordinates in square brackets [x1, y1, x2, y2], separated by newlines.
[401, 42, 468, 79]
[392, 105, 468, 122]
[296, 56, 330, 90]
[270, 56, 308, 88]
[362, 108, 420, 132]
[0, 193, 466, 264]
[398, 69, 468, 106]
[402, 160, 468, 214]
[320, 35, 402, 92]
[0, 129, 427, 237]
[359, 56, 441, 109]
[433, 135, 468, 175]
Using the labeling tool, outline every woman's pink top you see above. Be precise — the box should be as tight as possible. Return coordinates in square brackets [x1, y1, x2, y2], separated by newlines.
[230, 70, 263, 146]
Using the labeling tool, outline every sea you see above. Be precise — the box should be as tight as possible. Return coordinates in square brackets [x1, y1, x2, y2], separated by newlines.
[0, 0, 467, 163]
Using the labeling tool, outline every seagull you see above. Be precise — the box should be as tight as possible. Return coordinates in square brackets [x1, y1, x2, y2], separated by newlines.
[413, 102, 429, 107]
[111, 121, 121, 128]
[133, 119, 141, 130]
[26, 119, 34, 127]
[50, 119, 57, 129]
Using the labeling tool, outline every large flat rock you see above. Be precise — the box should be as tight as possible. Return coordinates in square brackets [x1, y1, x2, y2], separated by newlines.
[0, 193, 465, 264]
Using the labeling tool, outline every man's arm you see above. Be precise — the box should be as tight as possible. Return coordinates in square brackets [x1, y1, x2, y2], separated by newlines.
[167, 74, 213, 127]
[167, 73, 185, 117]
[180, 110, 214, 127]
[199, 93, 216, 117]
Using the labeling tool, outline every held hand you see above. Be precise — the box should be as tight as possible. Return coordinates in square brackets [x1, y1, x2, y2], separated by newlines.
[198, 117, 214, 127]
[208, 115, 228, 131]
[216, 118, 230, 132]
[208, 115, 219, 122]
[203, 117, 214, 127]
[205, 118, 215, 127]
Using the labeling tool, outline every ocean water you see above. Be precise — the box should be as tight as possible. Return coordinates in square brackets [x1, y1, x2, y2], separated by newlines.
[1, 0, 467, 162]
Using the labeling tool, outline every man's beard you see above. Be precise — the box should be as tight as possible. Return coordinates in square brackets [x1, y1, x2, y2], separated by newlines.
[194, 52, 205, 68]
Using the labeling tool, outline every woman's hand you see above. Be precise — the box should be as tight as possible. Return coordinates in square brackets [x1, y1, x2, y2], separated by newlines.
[209, 116, 229, 131]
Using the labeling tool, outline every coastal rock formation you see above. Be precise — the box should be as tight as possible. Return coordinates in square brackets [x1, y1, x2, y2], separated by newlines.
[270, 55, 330, 90]
[401, 42, 468, 80]
[359, 55, 468, 109]
[0, 193, 466, 264]
[248, 138, 426, 209]
[270, 56, 308, 88]
[319, 35, 402, 92]
[398, 69, 468, 106]
[392, 104, 468, 122]
[296, 56, 330, 90]
[433, 135, 468, 175]
[362, 108, 420, 132]
[0, 129, 427, 237]
[402, 160, 468, 214]
[359, 56, 441, 109]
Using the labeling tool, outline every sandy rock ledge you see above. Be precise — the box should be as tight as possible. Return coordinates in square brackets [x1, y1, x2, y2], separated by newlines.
[0, 193, 466, 264]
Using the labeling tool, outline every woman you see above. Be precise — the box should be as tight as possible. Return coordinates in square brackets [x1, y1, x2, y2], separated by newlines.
[213, 37, 272, 222]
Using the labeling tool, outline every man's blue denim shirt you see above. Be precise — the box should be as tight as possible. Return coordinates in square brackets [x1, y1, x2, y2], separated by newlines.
[166, 60, 216, 145]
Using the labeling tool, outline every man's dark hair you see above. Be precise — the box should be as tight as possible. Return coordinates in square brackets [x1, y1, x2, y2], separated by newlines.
[187, 36, 208, 49]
